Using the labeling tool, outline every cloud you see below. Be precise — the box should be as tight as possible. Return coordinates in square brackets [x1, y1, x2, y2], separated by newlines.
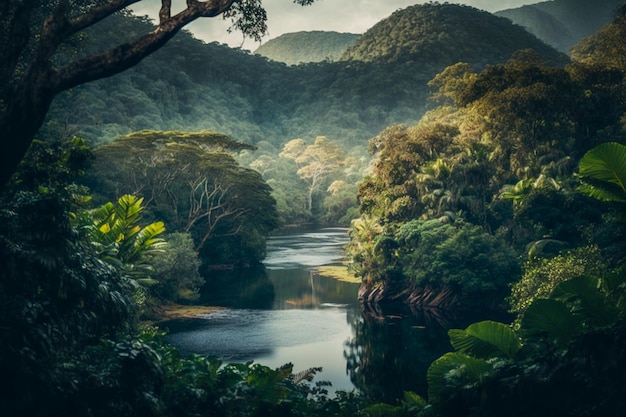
[130, 0, 537, 49]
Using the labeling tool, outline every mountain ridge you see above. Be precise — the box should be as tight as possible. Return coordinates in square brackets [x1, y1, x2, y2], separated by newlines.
[254, 31, 360, 65]
[45, 3, 570, 149]
[496, 0, 624, 51]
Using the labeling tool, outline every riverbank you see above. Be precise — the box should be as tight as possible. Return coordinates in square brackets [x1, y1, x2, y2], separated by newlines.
[314, 265, 361, 284]
[151, 267, 359, 324]
[149, 304, 225, 325]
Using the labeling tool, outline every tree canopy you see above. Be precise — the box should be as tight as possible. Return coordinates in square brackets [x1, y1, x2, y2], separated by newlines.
[0, 0, 316, 190]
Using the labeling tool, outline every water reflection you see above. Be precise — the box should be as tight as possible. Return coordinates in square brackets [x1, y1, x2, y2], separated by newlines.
[263, 227, 349, 269]
[346, 304, 513, 402]
[199, 266, 275, 309]
[166, 228, 508, 402]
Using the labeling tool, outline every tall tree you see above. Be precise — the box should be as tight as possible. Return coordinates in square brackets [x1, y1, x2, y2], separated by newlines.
[279, 136, 344, 212]
[0, 0, 315, 190]
[88, 130, 279, 266]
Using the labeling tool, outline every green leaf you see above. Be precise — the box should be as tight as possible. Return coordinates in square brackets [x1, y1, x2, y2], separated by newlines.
[402, 390, 427, 410]
[552, 275, 618, 327]
[449, 320, 521, 359]
[427, 352, 491, 406]
[520, 298, 583, 342]
[578, 142, 626, 202]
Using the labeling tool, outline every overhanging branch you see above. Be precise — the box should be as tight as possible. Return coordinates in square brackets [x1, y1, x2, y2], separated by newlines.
[52, 0, 237, 93]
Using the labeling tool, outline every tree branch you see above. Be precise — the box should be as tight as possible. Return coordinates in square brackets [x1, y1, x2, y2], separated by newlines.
[159, 0, 172, 24]
[52, 0, 237, 93]
[68, 0, 142, 35]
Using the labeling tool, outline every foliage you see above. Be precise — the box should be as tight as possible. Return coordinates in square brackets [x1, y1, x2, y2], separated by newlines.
[84, 194, 167, 284]
[254, 31, 360, 65]
[395, 219, 520, 307]
[578, 141, 626, 203]
[0, 138, 136, 416]
[0, 0, 321, 189]
[151, 232, 204, 303]
[570, 4, 626, 70]
[448, 320, 521, 360]
[363, 391, 428, 417]
[87, 130, 279, 267]
[426, 272, 626, 416]
[40, 3, 572, 155]
[341, 3, 565, 66]
[0, 135, 375, 417]
[508, 245, 606, 317]
[350, 14, 626, 307]
[279, 136, 346, 213]
[495, 0, 624, 52]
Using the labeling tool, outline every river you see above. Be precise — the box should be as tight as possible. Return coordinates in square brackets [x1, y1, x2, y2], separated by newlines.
[164, 227, 493, 401]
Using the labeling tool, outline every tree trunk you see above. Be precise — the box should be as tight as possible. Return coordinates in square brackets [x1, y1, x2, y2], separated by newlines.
[0, 66, 57, 188]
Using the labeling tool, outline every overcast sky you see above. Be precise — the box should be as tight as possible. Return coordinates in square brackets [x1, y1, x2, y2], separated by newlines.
[131, 0, 542, 50]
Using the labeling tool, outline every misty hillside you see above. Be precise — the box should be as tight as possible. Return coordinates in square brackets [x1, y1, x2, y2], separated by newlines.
[44, 3, 565, 149]
[254, 31, 360, 65]
[496, 0, 624, 52]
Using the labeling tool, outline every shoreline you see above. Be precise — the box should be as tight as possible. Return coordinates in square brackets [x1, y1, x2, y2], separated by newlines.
[152, 265, 359, 323]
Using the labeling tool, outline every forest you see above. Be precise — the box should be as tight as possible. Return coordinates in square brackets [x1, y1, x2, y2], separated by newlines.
[1, 0, 626, 416]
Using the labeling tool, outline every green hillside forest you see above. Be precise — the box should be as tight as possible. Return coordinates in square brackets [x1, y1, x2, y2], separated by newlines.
[2, 1, 626, 416]
[254, 31, 360, 64]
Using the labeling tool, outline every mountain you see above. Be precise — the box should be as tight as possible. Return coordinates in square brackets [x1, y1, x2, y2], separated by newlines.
[496, 0, 624, 52]
[43, 3, 565, 150]
[340, 3, 566, 67]
[254, 31, 360, 65]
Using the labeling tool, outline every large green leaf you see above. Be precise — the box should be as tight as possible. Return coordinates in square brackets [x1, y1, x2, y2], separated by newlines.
[427, 352, 491, 406]
[520, 298, 583, 342]
[551, 275, 618, 327]
[123, 221, 167, 263]
[578, 142, 626, 202]
[601, 272, 626, 310]
[449, 320, 521, 359]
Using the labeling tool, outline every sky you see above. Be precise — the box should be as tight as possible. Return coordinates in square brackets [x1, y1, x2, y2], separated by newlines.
[131, 0, 543, 50]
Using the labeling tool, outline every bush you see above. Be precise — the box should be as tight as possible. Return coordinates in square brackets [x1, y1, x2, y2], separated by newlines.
[397, 219, 520, 303]
[152, 232, 204, 303]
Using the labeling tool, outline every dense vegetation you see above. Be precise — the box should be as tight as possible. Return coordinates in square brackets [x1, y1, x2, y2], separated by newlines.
[254, 31, 360, 65]
[2, 1, 626, 416]
[43, 4, 570, 147]
[340, 3, 565, 66]
[86, 131, 279, 270]
[345, 6, 626, 415]
[41, 4, 578, 225]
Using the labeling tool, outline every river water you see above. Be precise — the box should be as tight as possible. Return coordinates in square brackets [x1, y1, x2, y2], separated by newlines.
[165, 227, 495, 401]
[166, 228, 360, 394]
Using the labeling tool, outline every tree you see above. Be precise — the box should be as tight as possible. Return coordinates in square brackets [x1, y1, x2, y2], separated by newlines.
[0, 0, 316, 190]
[88, 130, 279, 266]
[279, 136, 344, 213]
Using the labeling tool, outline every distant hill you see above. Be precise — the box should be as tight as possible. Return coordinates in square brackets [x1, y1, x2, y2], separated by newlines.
[340, 3, 565, 69]
[254, 31, 360, 65]
[44, 3, 566, 149]
[496, 0, 624, 52]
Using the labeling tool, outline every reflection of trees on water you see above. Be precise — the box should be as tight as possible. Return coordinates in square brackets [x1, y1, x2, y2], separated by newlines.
[199, 266, 275, 309]
[344, 305, 507, 403]
[344, 305, 452, 402]
[199, 266, 360, 310]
